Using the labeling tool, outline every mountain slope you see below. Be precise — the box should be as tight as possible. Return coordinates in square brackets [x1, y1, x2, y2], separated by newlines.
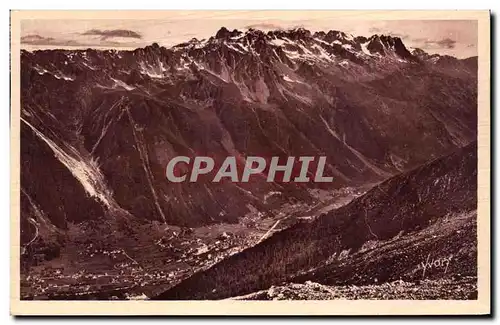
[153, 141, 477, 300]
[20, 28, 477, 232]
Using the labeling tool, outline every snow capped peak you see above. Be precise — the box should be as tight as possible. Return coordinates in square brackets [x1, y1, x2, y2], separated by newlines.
[168, 27, 419, 67]
[215, 27, 244, 40]
[159, 27, 419, 67]
[22, 26, 429, 95]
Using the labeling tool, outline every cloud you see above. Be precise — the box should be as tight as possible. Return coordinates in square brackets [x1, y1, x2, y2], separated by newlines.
[432, 38, 456, 49]
[412, 37, 457, 49]
[244, 23, 308, 31]
[369, 27, 382, 33]
[390, 32, 409, 40]
[245, 23, 285, 30]
[81, 29, 142, 40]
[21, 34, 84, 46]
[21, 33, 143, 49]
[412, 37, 428, 43]
[22, 29, 143, 48]
[367, 28, 408, 39]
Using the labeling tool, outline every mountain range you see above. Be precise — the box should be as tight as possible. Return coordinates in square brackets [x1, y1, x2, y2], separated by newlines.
[19, 27, 477, 299]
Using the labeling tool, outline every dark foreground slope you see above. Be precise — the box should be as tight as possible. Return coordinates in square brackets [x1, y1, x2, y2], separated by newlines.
[153, 141, 477, 300]
[230, 277, 477, 300]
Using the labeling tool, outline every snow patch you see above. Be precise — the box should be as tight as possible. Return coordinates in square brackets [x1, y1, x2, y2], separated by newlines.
[313, 38, 330, 45]
[81, 61, 97, 71]
[230, 34, 244, 41]
[264, 191, 282, 203]
[53, 73, 75, 81]
[21, 118, 112, 207]
[283, 75, 305, 84]
[139, 61, 166, 79]
[111, 78, 135, 91]
[312, 44, 334, 61]
[361, 42, 372, 56]
[339, 60, 349, 67]
[33, 66, 74, 81]
[344, 33, 354, 41]
[270, 39, 287, 47]
[225, 43, 246, 54]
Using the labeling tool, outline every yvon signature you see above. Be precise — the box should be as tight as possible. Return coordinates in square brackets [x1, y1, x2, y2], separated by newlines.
[415, 253, 453, 278]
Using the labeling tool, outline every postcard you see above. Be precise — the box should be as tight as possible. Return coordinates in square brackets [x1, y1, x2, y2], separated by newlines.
[10, 10, 491, 316]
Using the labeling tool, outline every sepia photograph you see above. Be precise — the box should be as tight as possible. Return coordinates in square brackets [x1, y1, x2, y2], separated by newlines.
[10, 10, 491, 315]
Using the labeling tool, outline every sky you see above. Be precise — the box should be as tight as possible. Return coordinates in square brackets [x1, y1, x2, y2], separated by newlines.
[20, 12, 478, 58]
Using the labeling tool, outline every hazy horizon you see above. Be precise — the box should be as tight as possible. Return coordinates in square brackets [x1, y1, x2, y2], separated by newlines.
[21, 14, 477, 58]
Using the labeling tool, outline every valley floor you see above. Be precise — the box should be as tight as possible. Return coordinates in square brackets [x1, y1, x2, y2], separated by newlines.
[20, 186, 367, 300]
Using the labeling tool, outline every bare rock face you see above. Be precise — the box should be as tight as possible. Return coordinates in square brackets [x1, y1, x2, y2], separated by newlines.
[20, 27, 477, 236]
